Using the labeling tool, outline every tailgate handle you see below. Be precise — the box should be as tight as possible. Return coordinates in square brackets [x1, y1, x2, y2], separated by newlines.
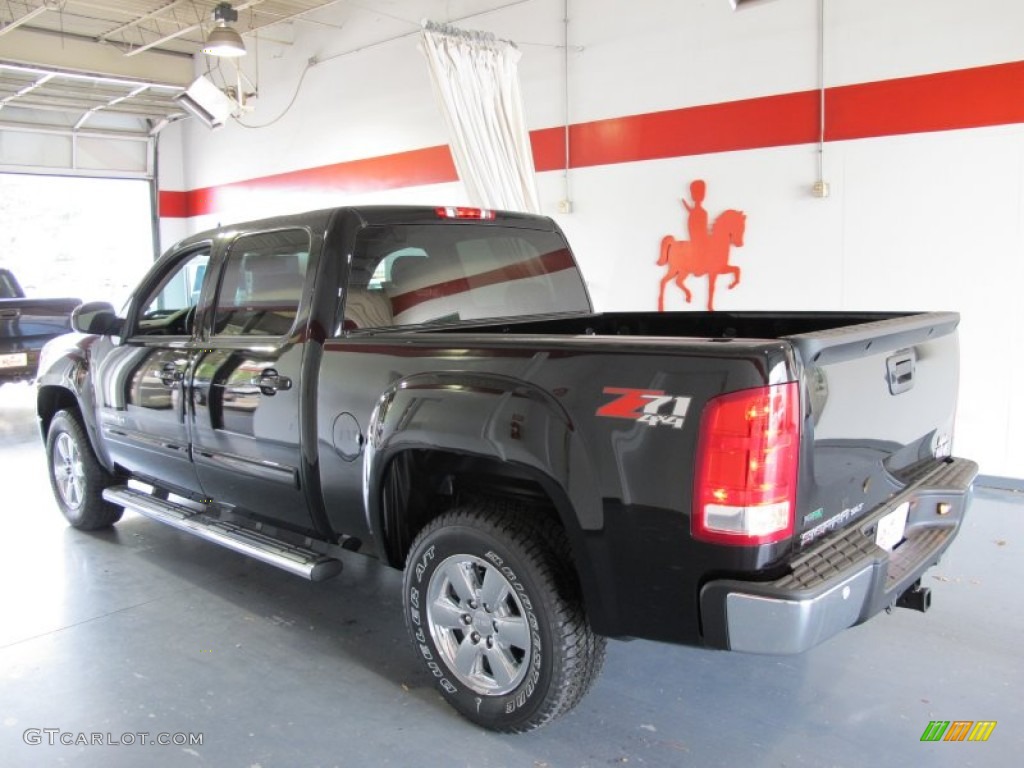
[887, 350, 916, 395]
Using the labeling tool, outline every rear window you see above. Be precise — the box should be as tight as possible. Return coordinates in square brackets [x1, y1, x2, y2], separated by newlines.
[0, 271, 21, 299]
[342, 223, 589, 331]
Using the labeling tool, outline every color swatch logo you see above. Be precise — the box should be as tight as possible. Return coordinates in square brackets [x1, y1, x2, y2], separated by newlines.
[920, 720, 997, 742]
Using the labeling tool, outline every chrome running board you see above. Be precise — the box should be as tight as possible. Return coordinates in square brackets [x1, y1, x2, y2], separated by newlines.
[103, 486, 343, 582]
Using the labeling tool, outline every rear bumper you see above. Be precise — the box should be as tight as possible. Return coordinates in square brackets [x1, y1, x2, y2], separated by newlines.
[0, 349, 40, 382]
[699, 457, 978, 654]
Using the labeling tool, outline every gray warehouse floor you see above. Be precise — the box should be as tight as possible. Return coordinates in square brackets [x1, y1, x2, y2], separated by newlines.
[1, 381, 1021, 768]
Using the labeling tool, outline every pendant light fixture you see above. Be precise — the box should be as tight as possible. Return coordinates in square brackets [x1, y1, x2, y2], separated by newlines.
[202, 3, 246, 57]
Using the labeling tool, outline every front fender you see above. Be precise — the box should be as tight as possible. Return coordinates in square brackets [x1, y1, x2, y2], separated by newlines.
[36, 332, 112, 472]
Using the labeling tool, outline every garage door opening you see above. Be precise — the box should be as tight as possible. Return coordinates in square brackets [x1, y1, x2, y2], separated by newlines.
[0, 173, 155, 307]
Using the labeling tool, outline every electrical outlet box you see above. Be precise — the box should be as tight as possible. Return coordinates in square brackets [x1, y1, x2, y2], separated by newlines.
[812, 181, 831, 198]
[558, 199, 573, 214]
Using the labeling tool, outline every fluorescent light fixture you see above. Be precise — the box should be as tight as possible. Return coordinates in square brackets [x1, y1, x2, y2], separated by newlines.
[173, 76, 235, 129]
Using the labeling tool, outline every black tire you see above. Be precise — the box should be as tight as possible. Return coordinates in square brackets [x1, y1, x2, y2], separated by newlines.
[403, 500, 606, 732]
[46, 409, 122, 530]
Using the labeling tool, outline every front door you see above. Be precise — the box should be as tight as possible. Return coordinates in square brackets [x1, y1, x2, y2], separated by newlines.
[95, 247, 210, 494]
[190, 228, 316, 533]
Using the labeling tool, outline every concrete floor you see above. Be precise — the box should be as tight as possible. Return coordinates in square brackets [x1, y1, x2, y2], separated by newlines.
[1, 380, 1021, 768]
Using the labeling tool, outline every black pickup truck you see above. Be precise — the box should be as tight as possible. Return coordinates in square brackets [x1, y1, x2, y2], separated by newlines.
[35, 206, 977, 731]
[0, 269, 79, 385]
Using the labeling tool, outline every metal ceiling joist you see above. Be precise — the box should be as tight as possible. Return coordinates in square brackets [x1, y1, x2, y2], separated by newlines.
[0, 0, 347, 143]
[1, 1, 342, 57]
[0, 0, 354, 181]
[122, 0, 266, 57]
[0, 4, 48, 37]
[98, 0, 192, 41]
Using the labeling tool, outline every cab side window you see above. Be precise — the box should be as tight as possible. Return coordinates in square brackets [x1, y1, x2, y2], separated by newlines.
[212, 230, 310, 337]
[136, 249, 210, 336]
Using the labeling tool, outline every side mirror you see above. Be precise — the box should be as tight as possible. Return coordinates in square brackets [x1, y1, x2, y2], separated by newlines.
[71, 302, 123, 336]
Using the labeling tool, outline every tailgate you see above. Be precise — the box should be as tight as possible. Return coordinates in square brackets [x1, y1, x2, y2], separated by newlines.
[0, 299, 78, 348]
[785, 312, 962, 547]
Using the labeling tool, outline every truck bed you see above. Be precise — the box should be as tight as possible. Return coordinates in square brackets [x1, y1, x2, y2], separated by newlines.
[434, 310, 914, 339]
[337, 307, 962, 595]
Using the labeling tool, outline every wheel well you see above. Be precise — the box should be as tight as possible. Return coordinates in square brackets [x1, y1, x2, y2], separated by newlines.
[380, 450, 567, 570]
[37, 386, 79, 437]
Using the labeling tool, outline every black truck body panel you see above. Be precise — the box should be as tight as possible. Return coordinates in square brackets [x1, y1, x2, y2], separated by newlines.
[36, 206, 976, 652]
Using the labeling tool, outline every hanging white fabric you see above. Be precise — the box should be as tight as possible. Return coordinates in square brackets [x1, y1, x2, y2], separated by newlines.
[419, 21, 541, 214]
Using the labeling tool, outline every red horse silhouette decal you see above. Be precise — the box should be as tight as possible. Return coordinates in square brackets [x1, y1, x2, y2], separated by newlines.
[658, 180, 746, 312]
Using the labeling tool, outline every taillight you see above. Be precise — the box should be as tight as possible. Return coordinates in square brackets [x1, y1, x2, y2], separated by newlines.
[435, 206, 496, 220]
[692, 382, 800, 546]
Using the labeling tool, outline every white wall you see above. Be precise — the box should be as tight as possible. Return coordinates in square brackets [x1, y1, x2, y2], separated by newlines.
[158, 0, 1024, 477]
[156, 120, 190, 252]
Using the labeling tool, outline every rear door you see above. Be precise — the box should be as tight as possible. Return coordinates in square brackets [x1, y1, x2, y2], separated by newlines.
[190, 228, 316, 532]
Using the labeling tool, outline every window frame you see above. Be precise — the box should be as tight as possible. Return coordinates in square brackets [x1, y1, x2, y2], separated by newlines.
[124, 243, 213, 342]
[206, 226, 314, 342]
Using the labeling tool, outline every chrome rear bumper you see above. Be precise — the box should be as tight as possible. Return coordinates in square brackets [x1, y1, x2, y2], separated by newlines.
[700, 457, 978, 654]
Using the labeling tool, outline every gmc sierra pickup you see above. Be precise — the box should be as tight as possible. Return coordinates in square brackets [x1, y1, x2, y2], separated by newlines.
[35, 205, 977, 732]
[0, 268, 79, 384]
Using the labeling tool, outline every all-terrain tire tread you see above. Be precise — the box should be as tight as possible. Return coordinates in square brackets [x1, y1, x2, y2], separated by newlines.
[46, 408, 122, 530]
[407, 497, 605, 732]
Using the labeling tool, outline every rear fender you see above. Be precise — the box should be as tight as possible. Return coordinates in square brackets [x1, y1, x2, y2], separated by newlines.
[365, 370, 602, 526]
[363, 370, 607, 610]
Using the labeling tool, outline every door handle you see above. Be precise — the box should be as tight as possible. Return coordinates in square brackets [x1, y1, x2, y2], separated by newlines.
[159, 362, 184, 386]
[251, 368, 292, 395]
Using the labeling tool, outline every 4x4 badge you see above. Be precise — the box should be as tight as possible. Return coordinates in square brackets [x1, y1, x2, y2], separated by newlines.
[597, 387, 691, 429]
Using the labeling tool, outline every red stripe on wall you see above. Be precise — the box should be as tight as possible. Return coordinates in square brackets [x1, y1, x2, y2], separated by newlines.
[531, 90, 821, 171]
[158, 190, 190, 218]
[162, 145, 457, 219]
[160, 60, 1024, 218]
[827, 60, 1024, 141]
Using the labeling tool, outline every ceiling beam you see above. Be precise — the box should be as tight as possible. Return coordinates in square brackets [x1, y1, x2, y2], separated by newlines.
[98, 0, 194, 41]
[0, 27, 194, 85]
[0, 5, 49, 38]
[124, 0, 265, 57]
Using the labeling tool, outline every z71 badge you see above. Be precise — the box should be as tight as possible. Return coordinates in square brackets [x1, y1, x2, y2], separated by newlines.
[596, 387, 691, 429]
